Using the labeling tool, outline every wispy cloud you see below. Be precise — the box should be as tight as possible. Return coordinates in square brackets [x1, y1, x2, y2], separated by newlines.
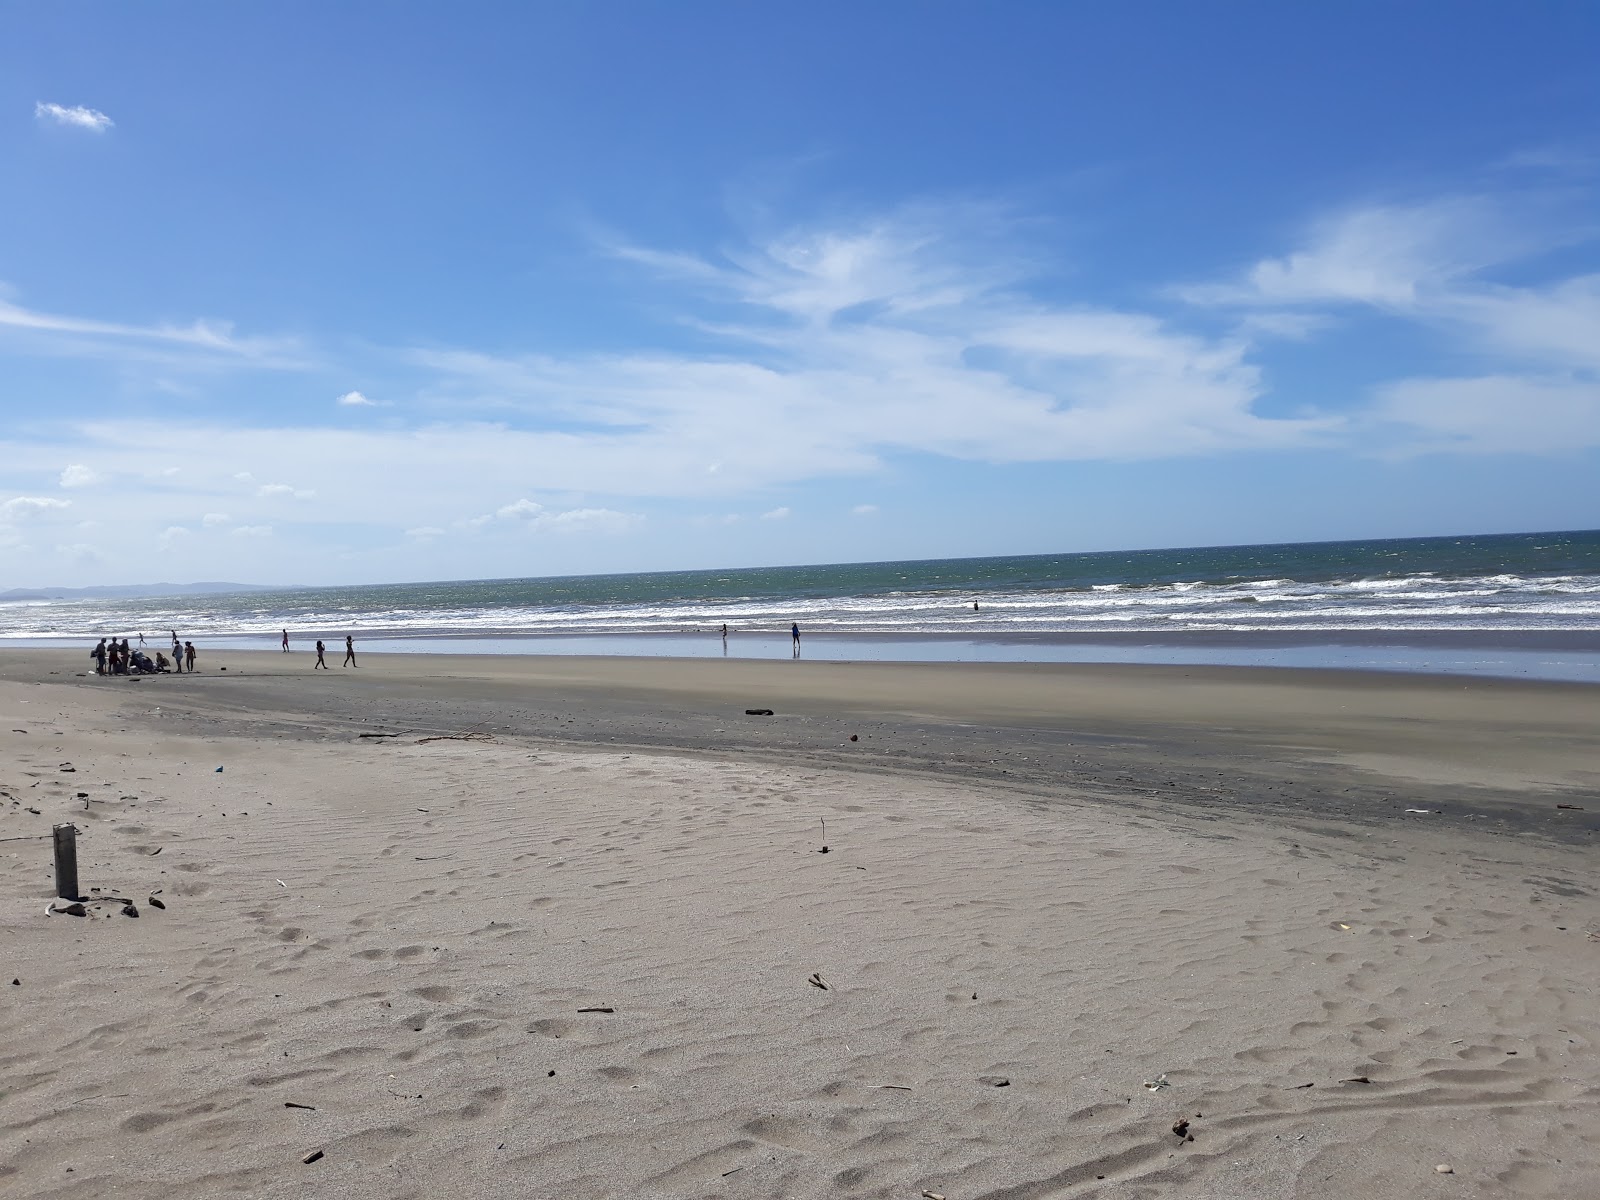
[55, 542, 102, 564]
[3, 181, 1595, 585]
[1372, 375, 1600, 454]
[0, 289, 308, 368]
[1181, 190, 1600, 453]
[412, 208, 1340, 487]
[34, 102, 113, 132]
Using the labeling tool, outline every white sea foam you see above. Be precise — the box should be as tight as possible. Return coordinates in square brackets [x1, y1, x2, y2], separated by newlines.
[4, 567, 1597, 641]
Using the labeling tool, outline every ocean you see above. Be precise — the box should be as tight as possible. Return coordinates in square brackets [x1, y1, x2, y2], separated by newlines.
[5, 529, 1600, 681]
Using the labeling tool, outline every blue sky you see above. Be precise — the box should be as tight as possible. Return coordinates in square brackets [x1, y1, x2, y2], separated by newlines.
[3, 2, 1598, 587]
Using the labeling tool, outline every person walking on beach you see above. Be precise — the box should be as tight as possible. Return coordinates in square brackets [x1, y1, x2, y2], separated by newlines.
[137, 631, 146, 647]
[184, 641, 197, 672]
[314, 639, 328, 669]
[791, 622, 801, 657]
[281, 629, 290, 653]
[343, 634, 357, 667]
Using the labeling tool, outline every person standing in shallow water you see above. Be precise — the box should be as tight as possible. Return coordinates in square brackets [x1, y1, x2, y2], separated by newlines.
[314, 639, 328, 669]
[791, 622, 801, 657]
[343, 635, 356, 667]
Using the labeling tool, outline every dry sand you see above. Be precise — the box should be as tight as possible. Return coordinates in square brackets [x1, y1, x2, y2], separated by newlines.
[1, 650, 1597, 1198]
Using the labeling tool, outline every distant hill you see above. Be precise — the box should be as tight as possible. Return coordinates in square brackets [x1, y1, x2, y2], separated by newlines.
[0, 582, 286, 602]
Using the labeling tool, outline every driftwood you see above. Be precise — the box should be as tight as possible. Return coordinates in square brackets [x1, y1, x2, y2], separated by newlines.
[415, 732, 495, 744]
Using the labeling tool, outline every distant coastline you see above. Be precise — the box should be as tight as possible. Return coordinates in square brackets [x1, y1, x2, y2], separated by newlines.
[0, 581, 286, 602]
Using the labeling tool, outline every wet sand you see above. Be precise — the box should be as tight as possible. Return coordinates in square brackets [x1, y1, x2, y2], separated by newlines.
[1, 649, 1597, 1197]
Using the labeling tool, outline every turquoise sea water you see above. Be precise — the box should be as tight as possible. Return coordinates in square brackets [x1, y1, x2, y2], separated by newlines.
[4, 530, 1599, 680]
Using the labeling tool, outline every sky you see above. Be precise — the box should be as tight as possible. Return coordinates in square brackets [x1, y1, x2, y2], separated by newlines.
[2, 2, 1598, 588]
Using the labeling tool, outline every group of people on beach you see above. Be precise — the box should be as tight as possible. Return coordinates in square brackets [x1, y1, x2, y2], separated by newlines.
[90, 629, 361, 675]
[92, 631, 195, 675]
[281, 629, 357, 669]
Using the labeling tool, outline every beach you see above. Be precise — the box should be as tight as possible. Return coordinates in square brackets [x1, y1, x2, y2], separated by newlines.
[1, 649, 1597, 1198]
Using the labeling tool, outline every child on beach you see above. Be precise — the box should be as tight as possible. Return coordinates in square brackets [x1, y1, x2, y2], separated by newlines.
[314, 640, 328, 669]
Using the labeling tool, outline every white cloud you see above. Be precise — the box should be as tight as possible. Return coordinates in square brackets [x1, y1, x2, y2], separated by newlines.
[410, 212, 1338, 484]
[1178, 198, 1525, 309]
[537, 508, 641, 534]
[1373, 375, 1600, 454]
[230, 525, 273, 538]
[851, 504, 879, 516]
[157, 525, 192, 548]
[1, 186, 1592, 586]
[34, 102, 113, 132]
[760, 506, 791, 520]
[1181, 192, 1600, 455]
[1, 496, 71, 522]
[59, 464, 102, 488]
[495, 498, 545, 521]
[337, 390, 380, 407]
[55, 542, 102, 564]
[465, 497, 641, 536]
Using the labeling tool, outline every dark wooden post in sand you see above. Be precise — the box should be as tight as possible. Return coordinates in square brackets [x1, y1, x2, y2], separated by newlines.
[53, 823, 79, 900]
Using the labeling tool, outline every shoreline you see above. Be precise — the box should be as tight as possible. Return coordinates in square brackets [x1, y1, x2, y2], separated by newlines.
[6, 628, 1600, 684]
